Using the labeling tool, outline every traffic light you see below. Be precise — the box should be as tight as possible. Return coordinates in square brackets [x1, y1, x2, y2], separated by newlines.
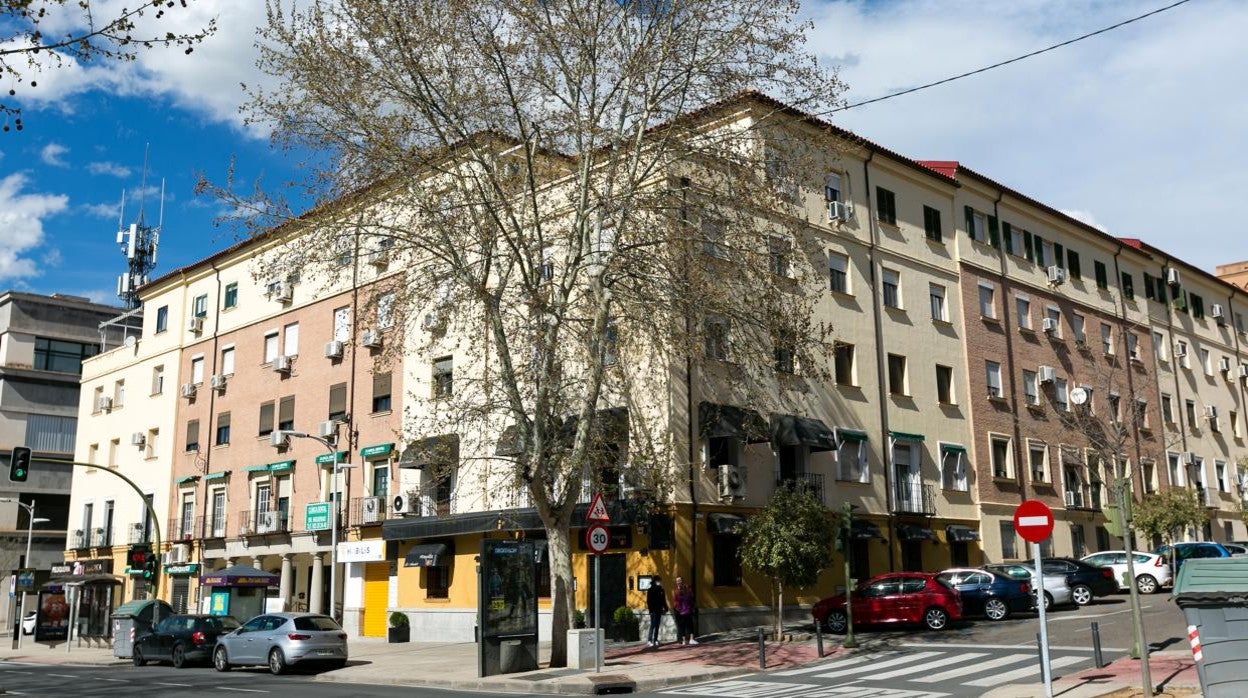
[128, 544, 150, 571]
[8, 446, 30, 482]
[143, 553, 159, 582]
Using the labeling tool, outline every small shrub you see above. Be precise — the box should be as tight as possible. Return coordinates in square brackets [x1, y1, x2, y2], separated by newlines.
[612, 606, 638, 627]
[389, 611, 409, 628]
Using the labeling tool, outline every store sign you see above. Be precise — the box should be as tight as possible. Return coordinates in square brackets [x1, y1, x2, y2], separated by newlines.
[15, 569, 35, 592]
[50, 559, 113, 576]
[305, 502, 332, 531]
[337, 540, 385, 563]
[359, 443, 394, 460]
[164, 563, 200, 575]
[315, 451, 349, 465]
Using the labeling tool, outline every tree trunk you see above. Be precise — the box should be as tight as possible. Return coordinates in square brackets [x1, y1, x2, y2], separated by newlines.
[544, 523, 575, 667]
[775, 579, 783, 640]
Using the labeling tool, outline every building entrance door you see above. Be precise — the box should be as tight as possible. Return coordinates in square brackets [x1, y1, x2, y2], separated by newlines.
[586, 553, 626, 629]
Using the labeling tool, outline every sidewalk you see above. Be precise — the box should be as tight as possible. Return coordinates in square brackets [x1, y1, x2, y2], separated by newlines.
[983, 650, 1202, 698]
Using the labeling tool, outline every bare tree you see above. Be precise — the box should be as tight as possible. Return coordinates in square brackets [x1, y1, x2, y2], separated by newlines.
[0, 0, 216, 124]
[202, 0, 844, 665]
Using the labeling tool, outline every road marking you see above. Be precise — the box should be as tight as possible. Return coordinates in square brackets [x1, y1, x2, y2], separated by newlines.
[219, 689, 269, 694]
[663, 681, 816, 696]
[775, 654, 878, 676]
[899, 643, 1107, 653]
[1050, 606, 1148, 621]
[95, 677, 127, 682]
[964, 656, 1085, 687]
[812, 652, 942, 679]
[154, 682, 192, 687]
[3, 669, 32, 674]
[911, 653, 1033, 683]
[869, 653, 988, 681]
[48, 673, 78, 678]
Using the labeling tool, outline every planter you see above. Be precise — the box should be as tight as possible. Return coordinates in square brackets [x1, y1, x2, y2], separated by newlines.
[611, 623, 639, 642]
[387, 625, 410, 643]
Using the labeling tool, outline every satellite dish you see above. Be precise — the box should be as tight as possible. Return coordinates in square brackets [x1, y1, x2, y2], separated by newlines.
[124, 335, 137, 349]
[1069, 387, 1088, 405]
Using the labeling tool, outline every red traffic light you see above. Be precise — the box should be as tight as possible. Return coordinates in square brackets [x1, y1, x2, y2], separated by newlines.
[127, 545, 150, 567]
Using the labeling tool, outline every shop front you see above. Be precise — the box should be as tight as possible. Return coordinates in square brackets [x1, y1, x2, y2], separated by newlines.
[200, 565, 278, 622]
[163, 563, 201, 614]
[43, 559, 123, 644]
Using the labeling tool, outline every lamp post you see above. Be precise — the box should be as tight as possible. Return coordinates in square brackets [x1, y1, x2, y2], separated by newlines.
[275, 430, 351, 622]
[1, 497, 50, 649]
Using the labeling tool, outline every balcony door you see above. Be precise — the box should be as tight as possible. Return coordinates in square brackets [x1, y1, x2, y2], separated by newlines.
[893, 442, 920, 511]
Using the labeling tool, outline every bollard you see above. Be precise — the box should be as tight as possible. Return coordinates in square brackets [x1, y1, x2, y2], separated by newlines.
[758, 627, 766, 669]
[1092, 621, 1104, 669]
[815, 621, 824, 658]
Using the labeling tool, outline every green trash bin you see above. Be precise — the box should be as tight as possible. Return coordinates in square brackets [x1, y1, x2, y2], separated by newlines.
[1172, 557, 1248, 698]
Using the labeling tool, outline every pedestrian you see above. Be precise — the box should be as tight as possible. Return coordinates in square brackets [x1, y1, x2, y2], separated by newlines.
[645, 578, 667, 647]
[672, 576, 697, 645]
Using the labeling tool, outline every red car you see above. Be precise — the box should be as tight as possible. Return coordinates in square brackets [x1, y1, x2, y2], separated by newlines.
[812, 572, 962, 633]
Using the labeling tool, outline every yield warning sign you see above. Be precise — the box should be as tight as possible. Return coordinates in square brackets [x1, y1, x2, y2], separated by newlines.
[585, 492, 611, 523]
[1013, 499, 1055, 543]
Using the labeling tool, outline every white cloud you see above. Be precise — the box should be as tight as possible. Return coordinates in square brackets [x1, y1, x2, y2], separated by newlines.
[1060, 210, 1109, 233]
[0, 174, 69, 282]
[88, 162, 132, 178]
[40, 143, 69, 167]
[82, 202, 122, 219]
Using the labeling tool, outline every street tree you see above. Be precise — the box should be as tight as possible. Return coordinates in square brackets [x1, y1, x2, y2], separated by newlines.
[739, 483, 836, 639]
[203, 0, 844, 666]
[1134, 488, 1209, 553]
[0, 0, 216, 125]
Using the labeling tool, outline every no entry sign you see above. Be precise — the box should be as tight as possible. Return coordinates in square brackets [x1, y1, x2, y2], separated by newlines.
[1013, 499, 1055, 543]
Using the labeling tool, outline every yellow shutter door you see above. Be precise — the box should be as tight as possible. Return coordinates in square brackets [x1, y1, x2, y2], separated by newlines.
[362, 562, 389, 637]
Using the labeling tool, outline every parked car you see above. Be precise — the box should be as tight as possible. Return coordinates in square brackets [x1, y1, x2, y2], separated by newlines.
[936, 568, 1033, 621]
[1153, 542, 1232, 574]
[1221, 543, 1248, 557]
[214, 613, 348, 675]
[1080, 551, 1172, 594]
[1039, 558, 1118, 605]
[983, 563, 1072, 610]
[134, 614, 241, 668]
[811, 572, 962, 634]
[21, 611, 35, 635]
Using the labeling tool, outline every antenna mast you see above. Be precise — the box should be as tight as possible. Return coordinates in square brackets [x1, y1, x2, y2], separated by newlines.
[116, 146, 162, 310]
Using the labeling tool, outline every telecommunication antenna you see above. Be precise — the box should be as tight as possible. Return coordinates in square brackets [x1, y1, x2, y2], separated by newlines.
[116, 146, 162, 310]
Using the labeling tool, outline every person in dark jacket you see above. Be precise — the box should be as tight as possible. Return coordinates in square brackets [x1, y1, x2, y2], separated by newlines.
[645, 578, 667, 647]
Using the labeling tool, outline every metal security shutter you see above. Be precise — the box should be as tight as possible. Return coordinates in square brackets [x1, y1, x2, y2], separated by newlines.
[362, 562, 389, 637]
[171, 577, 190, 614]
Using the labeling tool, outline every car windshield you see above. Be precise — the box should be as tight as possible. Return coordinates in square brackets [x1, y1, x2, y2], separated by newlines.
[293, 616, 342, 632]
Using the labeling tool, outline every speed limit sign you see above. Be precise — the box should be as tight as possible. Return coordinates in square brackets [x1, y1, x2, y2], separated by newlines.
[585, 523, 610, 554]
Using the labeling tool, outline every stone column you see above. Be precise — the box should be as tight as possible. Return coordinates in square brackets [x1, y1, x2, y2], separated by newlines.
[224, 557, 235, 567]
[309, 553, 325, 614]
[279, 554, 294, 612]
[251, 555, 264, 571]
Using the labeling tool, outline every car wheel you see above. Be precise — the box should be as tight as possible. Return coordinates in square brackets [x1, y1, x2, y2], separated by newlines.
[1071, 584, 1094, 606]
[268, 647, 288, 676]
[1136, 575, 1159, 595]
[132, 647, 147, 667]
[823, 610, 848, 635]
[1033, 590, 1053, 611]
[171, 644, 187, 669]
[984, 598, 1009, 621]
[214, 646, 231, 672]
[923, 607, 949, 631]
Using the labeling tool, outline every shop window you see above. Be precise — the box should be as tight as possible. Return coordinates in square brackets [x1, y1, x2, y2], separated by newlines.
[712, 534, 742, 587]
[426, 566, 450, 599]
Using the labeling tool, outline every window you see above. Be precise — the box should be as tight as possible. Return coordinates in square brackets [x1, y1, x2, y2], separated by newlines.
[985, 361, 1003, 398]
[333, 306, 352, 342]
[767, 236, 791, 277]
[426, 566, 451, 599]
[155, 306, 168, 333]
[1177, 340, 1190, 368]
[1153, 331, 1167, 361]
[211, 489, 227, 537]
[258, 401, 275, 437]
[704, 317, 729, 361]
[221, 347, 235, 376]
[773, 331, 796, 374]
[1232, 410, 1241, 439]
[278, 396, 295, 431]
[701, 215, 727, 259]
[1201, 348, 1212, 376]
[829, 252, 849, 294]
[825, 173, 843, 204]
[966, 208, 987, 243]
[377, 292, 395, 330]
[1029, 442, 1048, 482]
[1036, 238, 1051, 266]
[33, 337, 101, 374]
[1009, 226, 1024, 257]
[1067, 249, 1082, 279]
[264, 332, 279, 363]
[1100, 324, 1113, 355]
[712, 534, 743, 587]
[1168, 452, 1184, 487]
[1216, 461, 1227, 492]
[882, 269, 901, 309]
[144, 428, 158, 459]
[88, 443, 98, 464]
[108, 439, 119, 467]
[1094, 260, 1108, 290]
[936, 365, 954, 404]
[433, 356, 454, 398]
[151, 365, 164, 395]
[929, 284, 947, 322]
[1015, 296, 1031, 329]
[193, 294, 208, 318]
[887, 354, 908, 396]
[991, 436, 1012, 478]
[372, 463, 390, 498]
[1054, 378, 1069, 411]
[834, 343, 856, 386]
[940, 445, 968, 491]
[1191, 294, 1205, 319]
[93, 385, 104, 413]
[223, 282, 238, 309]
[372, 371, 392, 412]
[1108, 393, 1121, 423]
[191, 356, 204, 384]
[923, 205, 942, 242]
[185, 420, 199, 452]
[836, 434, 868, 483]
[1142, 460, 1157, 494]
[1022, 370, 1039, 406]
[282, 323, 300, 357]
[875, 186, 897, 225]
[978, 284, 996, 318]
[1186, 400, 1198, 428]
[1071, 313, 1086, 344]
[322, 383, 346, 422]
[215, 412, 231, 446]
[1137, 399, 1150, 430]
[999, 522, 1018, 560]
[1045, 307, 1062, 337]
[764, 147, 793, 200]
[113, 379, 125, 408]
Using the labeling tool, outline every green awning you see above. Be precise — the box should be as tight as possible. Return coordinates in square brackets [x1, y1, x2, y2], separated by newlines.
[890, 431, 925, 442]
[243, 465, 270, 474]
[360, 443, 394, 460]
[203, 471, 229, 481]
[316, 451, 350, 465]
[837, 429, 868, 443]
[940, 444, 967, 455]
[175, 475, 200, 485]
[268, 460, 295, 473]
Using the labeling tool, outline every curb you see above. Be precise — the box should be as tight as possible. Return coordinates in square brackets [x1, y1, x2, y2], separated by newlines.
[313, 665, 752, 694]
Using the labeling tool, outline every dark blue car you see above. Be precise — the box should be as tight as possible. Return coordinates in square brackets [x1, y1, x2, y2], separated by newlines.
[937, 568, 1033, 621]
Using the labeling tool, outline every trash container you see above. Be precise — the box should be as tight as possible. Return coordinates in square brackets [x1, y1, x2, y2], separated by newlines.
[1172, 557, 1248, 698]
[111, 599, 173, 658]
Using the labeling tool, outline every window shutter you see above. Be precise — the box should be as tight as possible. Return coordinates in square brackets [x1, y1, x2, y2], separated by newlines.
[259, 401, 275, 434]
[1053, 243, 1064, 269]
[989, 217, 1001, 249]
[186, 419, 199, 447]
[373, 371, 392, 399]
[328, 383, 347, 418]
[1143, 274, 1155, 300]
[1023, 230, 1034, 262]
[217, 411, 231, 429]
[1121, 272, 1135, 299]
[1156, 278, 1167, 303]
[278, 396, 295, 426]
[1034, 234, 1046, 266]
[1068, 250, 1081, 279]
[965, 206, 975, 239]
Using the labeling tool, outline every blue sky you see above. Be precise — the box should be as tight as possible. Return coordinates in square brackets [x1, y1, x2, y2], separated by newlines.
[3, 0, 1246, 304]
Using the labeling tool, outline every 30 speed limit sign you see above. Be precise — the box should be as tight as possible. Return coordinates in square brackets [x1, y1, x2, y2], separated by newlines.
[585, 523, 610, 554]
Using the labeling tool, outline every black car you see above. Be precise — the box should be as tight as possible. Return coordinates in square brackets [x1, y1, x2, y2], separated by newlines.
[1040, 558, 1117, 606]
[134, 614, 241, 668]
[936, 568, 1034, 621]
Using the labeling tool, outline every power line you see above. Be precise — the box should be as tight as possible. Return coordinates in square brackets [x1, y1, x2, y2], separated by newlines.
[830, 0, 1193, 113]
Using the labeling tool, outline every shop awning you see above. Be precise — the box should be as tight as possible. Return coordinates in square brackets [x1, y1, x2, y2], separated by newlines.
[243, 465, 270, 474]
[706, 513, 747, 535]
[175, 475, 200, 485]
[382, 500, 637, 540]
[404, 542, 453, 568]
[203, 471, 229, 481]
[889, 431, 925, 442]
[698, 402, 770, 443]
[399, 434, 459, 469]
[836, 428, 869, 444]
[940, 444, 967, 456]
[851, 520, 884, 540]
[268, 460, 294, 473]
[558, 407, 629, 443]
[771, 414, 837, 452]
[945, 525, 980, 543]
[199, 564, 278, 587]
[360, 443, 394, 460]
[898, 524, 937, 542]
[315, 451, 350, 465]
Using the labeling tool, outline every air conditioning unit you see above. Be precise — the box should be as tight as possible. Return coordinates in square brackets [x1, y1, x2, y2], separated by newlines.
[273, 355, 292, 373]
[1064, 490, 1081, 508]
[210, 374, 227, 391]
[1046, 266, 1066, 285]
[97, 396, 113, 412]
[256, 511, 280, 534]
[180, 383, 197, 399]
[827, 200, 852, 223]
[324, 340, 344, 359]
[367, 247, 390, 267]
[274, 284, 293, 303]
[361, 328, 382, 348]
[130, 432, 146, 446]
[1166, 267, 1182, 286]
[422, 312, 441, 330]
[391, 492, 419, 516]
[187, 316, 204, 333]
[165, 544, 188, 564]
[362, 496, 383, 524]
[1041, 318, 1059, 334]
[1205, 405, 1218, 420]
[718, 464, 746, 500]
[1220, 357, 1232, 373]
[1212, 303, 1225, 320]
[1175, 345, 1188, 358]
[318, 420, 338, 439]
[270, 431, 289, 448]
[1185, 452, 1199, 465]
[1239, 364, 1248, 378]
[1038, 366, 1057, 383]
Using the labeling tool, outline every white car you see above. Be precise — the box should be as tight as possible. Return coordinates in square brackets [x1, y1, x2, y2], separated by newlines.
[21, 611, 35, 635]
[1080, 551, 1172, 594]
[984, 563, 1072, 610]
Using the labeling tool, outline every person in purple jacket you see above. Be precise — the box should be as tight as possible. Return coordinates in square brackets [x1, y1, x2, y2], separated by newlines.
[672, 577, 697, 645]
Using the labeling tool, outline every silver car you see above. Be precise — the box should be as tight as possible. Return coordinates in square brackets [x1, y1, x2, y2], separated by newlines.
[213, 613, 348, 675]
[984, 563, 1073, 610]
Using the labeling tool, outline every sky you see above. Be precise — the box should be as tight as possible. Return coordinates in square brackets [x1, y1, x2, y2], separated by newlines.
[1, 0, 1244, 305]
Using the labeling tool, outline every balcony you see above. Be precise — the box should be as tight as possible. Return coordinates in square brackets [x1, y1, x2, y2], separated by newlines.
[127, 522, 151, 544]
[195, 514, 229, 539]
[776, 472, 825, 503]
[237, 509, 290, 537]
[892, 481, 935, 515]
[167, 518, 196, 542]
[348, 496, 390, 527]
[1196, 487, 1217, 508]
[72, 528, 89, 550]
[90, 527, 112, 547]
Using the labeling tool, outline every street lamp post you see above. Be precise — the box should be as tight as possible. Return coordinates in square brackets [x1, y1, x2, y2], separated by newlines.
[1, 497, 50, 650]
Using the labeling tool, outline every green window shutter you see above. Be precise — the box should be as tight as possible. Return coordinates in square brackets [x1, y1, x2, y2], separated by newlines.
[1034, 234, 1046, 266]
[1023, 230, 1034, 263]
[990, 218, 1001, 249]
[965, 206, 975, 239]
[1143, 274, 1155, 300]
[1094, 261, 1108, 289]
[1053, 243, 1064, 269]
[1068, 250, 1081, 279]
[1157, 279, 1167, 303]
[1121, 272, 1134, 299]
[999, 221, 1010, 253]
[1192, 294, 1205, 319]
